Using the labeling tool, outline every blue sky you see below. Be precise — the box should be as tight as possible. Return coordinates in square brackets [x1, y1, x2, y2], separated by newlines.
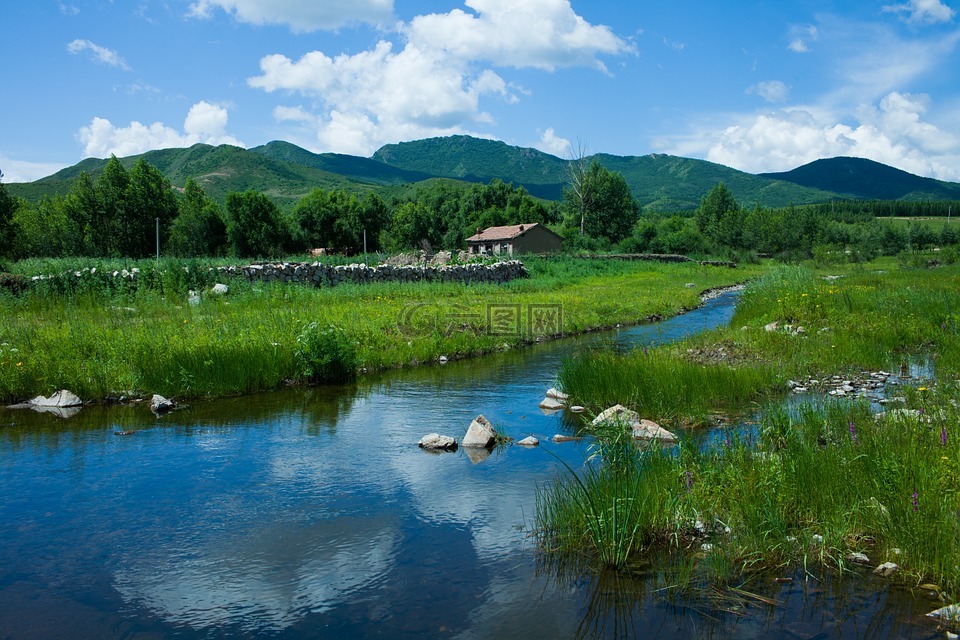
[2, 0, 959, 183]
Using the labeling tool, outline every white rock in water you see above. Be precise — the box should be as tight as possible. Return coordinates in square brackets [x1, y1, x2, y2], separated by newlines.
[538, 397, 565, 411]
[29, 389, 83, 408]
[150, 394, 176, 413]
[418, 433, 458, 451]
[592, 404, 640, 427]
[632, 418, 678, 443]
[546, 387, 569, 401]
[846, 552, 870, 564]
[570, 405, 586, 413]
[517, 436, 539, 447]
[463, 414, 497, 448]
[873, 562, 899, 577]
[927, 604, 960, 623]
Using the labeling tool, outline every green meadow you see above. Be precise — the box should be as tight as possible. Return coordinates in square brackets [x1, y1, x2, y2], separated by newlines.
[0, 256, 759, 403]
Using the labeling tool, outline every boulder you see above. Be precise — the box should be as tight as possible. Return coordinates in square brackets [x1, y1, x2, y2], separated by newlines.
[150, 394, 176, 414]
[927, 604, 960, 623]
[545, 387, 569, 401]
[591, 404, 640, 427]
[517, 436, 540, 447]
[538, 397, 565, 411]
[552, 434, 582, 443]
[873, 562, 899, 577]
[29, 389, 82, 408]
[463, 414, 497, 448]
[632, 418, 678, 443]
[418, 433, 458, 451]
[569, 405, 586, 413]
[210, 283, 229, 296]
[846, 551, 870, 564]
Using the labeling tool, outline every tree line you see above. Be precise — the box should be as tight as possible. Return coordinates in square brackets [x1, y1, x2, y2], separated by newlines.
[1, 157, 957, 262]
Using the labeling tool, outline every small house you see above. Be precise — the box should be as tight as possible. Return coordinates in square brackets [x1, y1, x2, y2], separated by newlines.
[465, 223, 562, 256]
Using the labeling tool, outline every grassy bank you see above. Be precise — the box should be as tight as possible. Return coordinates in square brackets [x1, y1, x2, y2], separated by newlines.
[0, 256, 759, 403]
[540, 259, 960, 591]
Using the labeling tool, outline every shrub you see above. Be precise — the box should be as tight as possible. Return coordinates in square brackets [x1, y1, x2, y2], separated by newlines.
[295, 323, 359, 384]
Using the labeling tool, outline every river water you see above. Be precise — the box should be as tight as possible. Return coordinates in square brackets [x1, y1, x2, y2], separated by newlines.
[0, 292, 945, 639]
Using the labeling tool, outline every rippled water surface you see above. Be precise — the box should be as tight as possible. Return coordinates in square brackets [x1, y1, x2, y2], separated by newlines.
[0, 292, 944, 639]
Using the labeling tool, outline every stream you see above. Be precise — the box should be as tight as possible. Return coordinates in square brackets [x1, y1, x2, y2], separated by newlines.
[0, 291, 946, 639]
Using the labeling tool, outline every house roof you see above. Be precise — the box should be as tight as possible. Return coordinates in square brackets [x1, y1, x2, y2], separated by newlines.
[466, 223, 550, 242]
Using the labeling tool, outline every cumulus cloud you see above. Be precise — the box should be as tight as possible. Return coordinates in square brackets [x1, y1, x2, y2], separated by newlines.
[406, 0, 633, 72]
[66, 39, 131, 70]
[77, 101, 244, 158]
[249, 0, 631, 155]
[693, 92, 960, 180]
[747, 80, 790, 104]
[186, 0, 394, 32]
[882, 0, 955, 24]
[533, 128, 571, 157]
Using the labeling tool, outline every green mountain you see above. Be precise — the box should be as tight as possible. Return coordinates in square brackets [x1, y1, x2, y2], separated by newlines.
[372, 136, 837, 209]
[760, 157, 960, 201]
[9, 135, 960, 211]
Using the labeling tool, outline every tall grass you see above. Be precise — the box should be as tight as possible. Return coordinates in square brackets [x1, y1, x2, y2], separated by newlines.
[539, 260, 960, 590]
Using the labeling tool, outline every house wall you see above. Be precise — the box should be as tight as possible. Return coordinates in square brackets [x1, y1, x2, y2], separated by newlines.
[514, 226, 562, 254]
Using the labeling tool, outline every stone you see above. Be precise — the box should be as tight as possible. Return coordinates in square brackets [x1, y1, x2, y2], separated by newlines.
[927, 604, 960, 623]
[846, 552, 870, 564]
[463, 414, 497, 448]
[764, 321, 779, 332]
[592, 404, 640, 427]
[874, 562, 899, 577]
[418, 433, 458, 451]
[538, 397, 565, 411]
[29, 389, 82, 408]
[569, 405, 586, 413]
[517, 436, 539, 447]
[545, 387, 569, 401]
[552, 434, 583, 443]
[812, 534, 824, 544]
[150, 394, 176, 414]
[632, 418, 678, 443]
[210, 283, 229, 296]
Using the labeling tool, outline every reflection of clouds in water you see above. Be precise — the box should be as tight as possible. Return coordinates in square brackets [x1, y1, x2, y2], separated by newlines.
[113, 515, 399, 632]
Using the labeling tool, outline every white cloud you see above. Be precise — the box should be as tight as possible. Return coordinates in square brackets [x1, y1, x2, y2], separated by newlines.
[787, 25, 818, 52]
[533, 128, 570, 157]
[248, 0, 631, 155]
[882, 0, 955, 24]
[0, 154, 68, 183]
[187, 0, 394, 32]
[685, 92, 960, 181]
[746, 80, 790, 104]
[66, 39, 131, 71]
[59, 3, 79, 15]
[406, 0, 634, 72]
[77, 101, 244, 158]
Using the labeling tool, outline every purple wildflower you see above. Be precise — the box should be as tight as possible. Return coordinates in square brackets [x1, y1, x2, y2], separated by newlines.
[941, 426, 948, 446]
[848, 421, 858, 445]
[643, 345, 648, 356]
[912, 491, 919, 512]
[685, 470, 694, 491]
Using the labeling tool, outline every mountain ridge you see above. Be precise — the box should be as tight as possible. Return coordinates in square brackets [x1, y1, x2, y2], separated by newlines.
[8, 135, 960, 210]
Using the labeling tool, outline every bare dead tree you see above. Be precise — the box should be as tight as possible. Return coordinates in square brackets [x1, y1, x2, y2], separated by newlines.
[565, 138, 592, 236]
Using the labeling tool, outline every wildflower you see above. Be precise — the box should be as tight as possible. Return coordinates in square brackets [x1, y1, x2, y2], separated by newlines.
[941, 427, 948, 446]
[918, 387, 928, 393]
[848, 421, 858, 445]
[643, 345, 648, 356]
[16, 362, 22, 367]
[912, 491, 919, 512]
[684, 470, 694, 491]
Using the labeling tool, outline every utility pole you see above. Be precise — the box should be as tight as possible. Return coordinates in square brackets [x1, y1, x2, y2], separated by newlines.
[363, 228, 368, 265]
[156, 217, 160, 261]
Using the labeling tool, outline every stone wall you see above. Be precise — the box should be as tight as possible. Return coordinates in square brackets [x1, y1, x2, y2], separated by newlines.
[27, 260, 529, 288]
[221, 260, 529, 286]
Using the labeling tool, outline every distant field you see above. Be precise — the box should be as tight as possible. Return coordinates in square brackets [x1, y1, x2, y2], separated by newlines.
[883, 216, 957, 230]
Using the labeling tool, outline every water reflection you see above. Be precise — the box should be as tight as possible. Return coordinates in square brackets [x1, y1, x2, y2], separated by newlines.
[2, 290, 945, 638]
